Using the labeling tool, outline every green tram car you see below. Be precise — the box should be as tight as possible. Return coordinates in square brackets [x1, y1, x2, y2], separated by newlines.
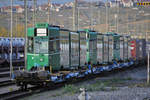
[26, 23, 131, 72]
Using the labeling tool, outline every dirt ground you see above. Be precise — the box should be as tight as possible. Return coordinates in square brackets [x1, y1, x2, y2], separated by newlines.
[21, 66, 150, 100]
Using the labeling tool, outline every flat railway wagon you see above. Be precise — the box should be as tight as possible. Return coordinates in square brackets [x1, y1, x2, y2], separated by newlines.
[13, 23, 146, 89]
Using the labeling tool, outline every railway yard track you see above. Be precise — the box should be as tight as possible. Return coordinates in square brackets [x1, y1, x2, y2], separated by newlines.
[0, 66, 24, 87]
[0, 64, 145, 100]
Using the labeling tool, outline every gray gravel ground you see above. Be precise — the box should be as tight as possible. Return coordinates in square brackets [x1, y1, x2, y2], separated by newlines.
[21, 66, 150, 100]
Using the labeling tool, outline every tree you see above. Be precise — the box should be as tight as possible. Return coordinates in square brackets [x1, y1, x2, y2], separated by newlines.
[0, 26, 8, 37]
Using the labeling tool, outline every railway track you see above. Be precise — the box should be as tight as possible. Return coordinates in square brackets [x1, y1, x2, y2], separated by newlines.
[0, 78, 15, 87]
[0, 64, 145, 100]
[0, 66, 24, 87]
[0, 83, 64, 100]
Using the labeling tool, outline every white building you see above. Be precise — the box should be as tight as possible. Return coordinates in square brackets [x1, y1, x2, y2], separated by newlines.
[122, 0, 133, 7]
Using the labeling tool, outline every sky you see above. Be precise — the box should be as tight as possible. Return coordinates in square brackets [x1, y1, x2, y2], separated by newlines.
[0, 0, 106, 7]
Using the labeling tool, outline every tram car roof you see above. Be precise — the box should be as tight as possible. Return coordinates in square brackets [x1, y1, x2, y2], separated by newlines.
[105, 32, 120, 36]
[78, 29, 97, 33]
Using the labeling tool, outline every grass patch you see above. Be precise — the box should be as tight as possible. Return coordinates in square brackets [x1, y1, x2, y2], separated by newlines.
[51, 93, 61, 97]
[61, 78, 131, 96]
[134, 83, 150, 87]
[63, 84, 80, 95]
[126, 77, 132, 80]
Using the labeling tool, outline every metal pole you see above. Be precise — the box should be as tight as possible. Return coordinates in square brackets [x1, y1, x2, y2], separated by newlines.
[8, 19, 10, 37]
[147, 51, 149, 84]
[33, 0, 36, 26]
[90, 0, 93, 30]
[15, 13, 18, 37]
[115, 14, 117, 33]
[73, 0, 75, 30]
[73, 0, 78, 31]
[127, 8, 129, 35]
[98, 6, 101, 27]
[134, 15, 136, 38]
[106, 0, 108, 32]
[10, 0, 13, 79]
[77, 7, 79, 30]
[24, 0, 27, 69]
[117, 0, 119, 33]
[48, 0, 51, 24]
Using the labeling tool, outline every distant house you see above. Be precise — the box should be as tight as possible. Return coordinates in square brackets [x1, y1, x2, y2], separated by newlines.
[16, 6, 24, 13]
[1, 5, 24, 13]
[122, 0, 133, 7]
[110, 1, 118, 7]
[38, 5, 48, 11]
[95, 1, 105, 8]
[109, 0, 123, 7]
[1, 6, 11, 13]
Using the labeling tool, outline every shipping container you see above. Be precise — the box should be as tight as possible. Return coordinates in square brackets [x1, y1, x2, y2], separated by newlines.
[69, 31, 80, 68]
[124, 36, 129, 60]
[97, 33, 103, 64]
[60, 29, 70, 69]
[136, 39, 146, 60]
[79, 31, 87, 66]
[103, 34, 109, 63]
[106, 32, 120, 62]
[108, 34, 113, 62]
[86, 30, 97, 65]
[130, 39, 136, 59]
[113, 34, 120, 61]
[127, 36, 131, 59]
[120, 36, 124, 61]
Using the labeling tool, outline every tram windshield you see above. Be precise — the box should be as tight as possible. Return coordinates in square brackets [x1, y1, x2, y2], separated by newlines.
[34, 37, 48, 54]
